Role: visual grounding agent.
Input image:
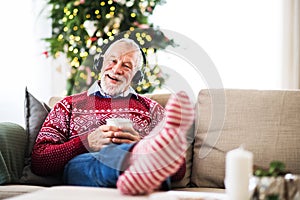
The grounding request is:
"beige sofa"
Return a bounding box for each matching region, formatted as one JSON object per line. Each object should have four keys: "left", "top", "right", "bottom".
{"left": 0, "top": 89, "right": 300, "bottom": 199}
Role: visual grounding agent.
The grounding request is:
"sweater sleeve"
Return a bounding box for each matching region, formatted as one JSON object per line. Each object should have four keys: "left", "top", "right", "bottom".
{"left": 31, "top": 98, "right": 88, "bottom": 176}
{"left": 148, "top": 102, "right": 165, "bottom": 133}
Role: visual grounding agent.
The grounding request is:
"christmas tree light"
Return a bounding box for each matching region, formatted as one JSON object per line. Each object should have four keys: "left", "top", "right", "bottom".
{"left": 43, "top": 0, "right": 174, "bottom": 95}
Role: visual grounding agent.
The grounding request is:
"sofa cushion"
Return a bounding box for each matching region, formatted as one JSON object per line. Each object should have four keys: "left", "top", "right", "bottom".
{"left": 0, "top": 185, "right": 45, "bottom": 199}
{"left": 144, "top": 93, "right": 171, "bottom": 108}
{"left": 171, "top": 132, "right": 194, "bottom": 188}
{"left": 20, "top": 88, "right": 63, "bottom": 186}
{"left": 0, "top": 122, "right": 27, "bottom": 184}
{"left": 0, "top": 186, "right": 225, "bottom": 200}
{"left": 191, "top": 89, "right": 300, "bottom": 188}
{"left": 24, "top": 87, "right": 51, "bottom": 162}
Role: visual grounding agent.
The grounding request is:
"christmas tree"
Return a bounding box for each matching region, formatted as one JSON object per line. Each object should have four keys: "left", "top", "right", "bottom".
{"left": 43, "top": 0, "right": 174, "bottom": 95}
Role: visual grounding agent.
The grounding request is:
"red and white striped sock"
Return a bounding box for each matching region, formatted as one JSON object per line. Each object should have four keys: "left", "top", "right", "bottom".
{"left": 117, "top": 91, "right": 194, "bottom": 195}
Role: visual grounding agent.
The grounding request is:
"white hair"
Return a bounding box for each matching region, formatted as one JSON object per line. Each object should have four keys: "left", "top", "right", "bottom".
{"left": 104, "top": 38, "right": 144, "bottom": 71}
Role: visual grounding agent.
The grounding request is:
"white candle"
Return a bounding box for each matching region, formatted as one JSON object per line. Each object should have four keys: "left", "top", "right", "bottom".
{"left": 225, "top": 145, "right": 253, "bottom": 200}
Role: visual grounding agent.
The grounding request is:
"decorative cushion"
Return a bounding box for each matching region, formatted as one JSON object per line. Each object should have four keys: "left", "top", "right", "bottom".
{"left": 19, "top": 88, "right": 63, "bottom": 186}
{"left": 0, "top": 122, "right": 27, "bottom": 184}
{"left": 191, "top": 89, "right": 300, "bottom": 188}
{"left": 24, "top": 87, "right": 51, "bottom": 162}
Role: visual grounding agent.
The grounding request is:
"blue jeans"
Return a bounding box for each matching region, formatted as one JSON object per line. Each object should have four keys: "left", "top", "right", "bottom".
{"left": 63, "top": 143, "right": 134, "bottom": 187}
{"left": 63, "top": 143, "right": 171, "bottom": 190}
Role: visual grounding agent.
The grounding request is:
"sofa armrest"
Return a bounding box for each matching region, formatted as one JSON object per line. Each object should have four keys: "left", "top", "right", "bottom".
{"left": 0, "top": 122, "right": 27, "bottom": 184}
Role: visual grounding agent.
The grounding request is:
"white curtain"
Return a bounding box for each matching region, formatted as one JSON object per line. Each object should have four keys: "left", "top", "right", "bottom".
{"left": 282, "top": 0, "right": 300, "bottom": 89}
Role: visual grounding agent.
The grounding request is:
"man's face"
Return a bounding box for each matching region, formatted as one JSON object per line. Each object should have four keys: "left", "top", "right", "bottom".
{"left": 100, "top": 43, "right": 139, "bottom": 96}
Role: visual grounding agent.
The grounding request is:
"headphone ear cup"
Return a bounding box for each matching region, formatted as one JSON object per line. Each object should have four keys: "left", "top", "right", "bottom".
{"left": 93, "top": 54, "right": 103, "bottom": 73}
{"left": 132, "top": 49, "right": 146, "bottom": 85}
{"left": 93, "top": 41, "right": 111, "bottom": 73}
{"left": 132, "top": 70, "right": 143, "bottom": 85}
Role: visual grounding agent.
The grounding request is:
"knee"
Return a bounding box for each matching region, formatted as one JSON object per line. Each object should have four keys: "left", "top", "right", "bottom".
{"left": 63, "top": 153, "right": 97, "bottom": 185}
{"left": 64, "top": 153, "right": 93, "bottom": 174}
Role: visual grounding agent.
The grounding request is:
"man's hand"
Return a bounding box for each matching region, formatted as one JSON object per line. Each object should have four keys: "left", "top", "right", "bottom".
{"left": 87, "top": 125, "right": 140, "bottom": 152}
{"left": 111, "top": 126, "right": 141, "bottom": 144}
{"left": 87, "top": 125, "right": 115, "bottom": 151}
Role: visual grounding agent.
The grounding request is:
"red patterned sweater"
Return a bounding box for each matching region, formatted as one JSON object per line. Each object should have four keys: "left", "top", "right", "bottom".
{"left": 31, "top": 91, "right": 165, "bottom": 176}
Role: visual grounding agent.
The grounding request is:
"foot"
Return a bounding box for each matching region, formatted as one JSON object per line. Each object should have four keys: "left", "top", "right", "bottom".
{"left": 117, "top": 91, "right": 194, "bottom": 195}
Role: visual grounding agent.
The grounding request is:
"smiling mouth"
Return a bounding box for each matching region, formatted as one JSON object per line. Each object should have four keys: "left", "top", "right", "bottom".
{"left": 106, "top": 74, "right": 120, "bottom": 82}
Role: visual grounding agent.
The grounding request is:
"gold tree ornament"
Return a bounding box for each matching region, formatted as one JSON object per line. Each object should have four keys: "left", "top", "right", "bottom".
{"left": 43, "top": 0, "right": 173, "bottom": 95}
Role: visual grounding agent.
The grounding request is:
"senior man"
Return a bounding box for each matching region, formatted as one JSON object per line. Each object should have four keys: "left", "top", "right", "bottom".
{"left": 31, "top": 38, "right": 194, "bottom": 195}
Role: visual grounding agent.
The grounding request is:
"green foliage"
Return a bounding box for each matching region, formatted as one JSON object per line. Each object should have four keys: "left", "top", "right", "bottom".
{"left": 43, "top": 0, "right": 172, "bottom": 95}
{"left": 254, "top": 161, "right": 286, "bottom": 177}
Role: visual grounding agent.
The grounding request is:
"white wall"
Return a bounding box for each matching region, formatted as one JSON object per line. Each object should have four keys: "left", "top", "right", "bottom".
{"left": 0, "top": 0, "right": 284, "bottom": 125}
{"left": 151, "top": 0, "right": 283, "bottom": 94}
{"left": 0, "top": 0, "right": 53, "bottom": 126}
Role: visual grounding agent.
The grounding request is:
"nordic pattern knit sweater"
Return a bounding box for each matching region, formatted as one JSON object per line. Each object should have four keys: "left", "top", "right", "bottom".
{"left": 31, "top": 91, "right": 165, "bottom": 176}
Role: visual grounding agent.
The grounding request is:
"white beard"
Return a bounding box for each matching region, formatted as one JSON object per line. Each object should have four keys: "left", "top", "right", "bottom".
{"left": 100, "top": 73, "right": 129, "bottom": 96}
